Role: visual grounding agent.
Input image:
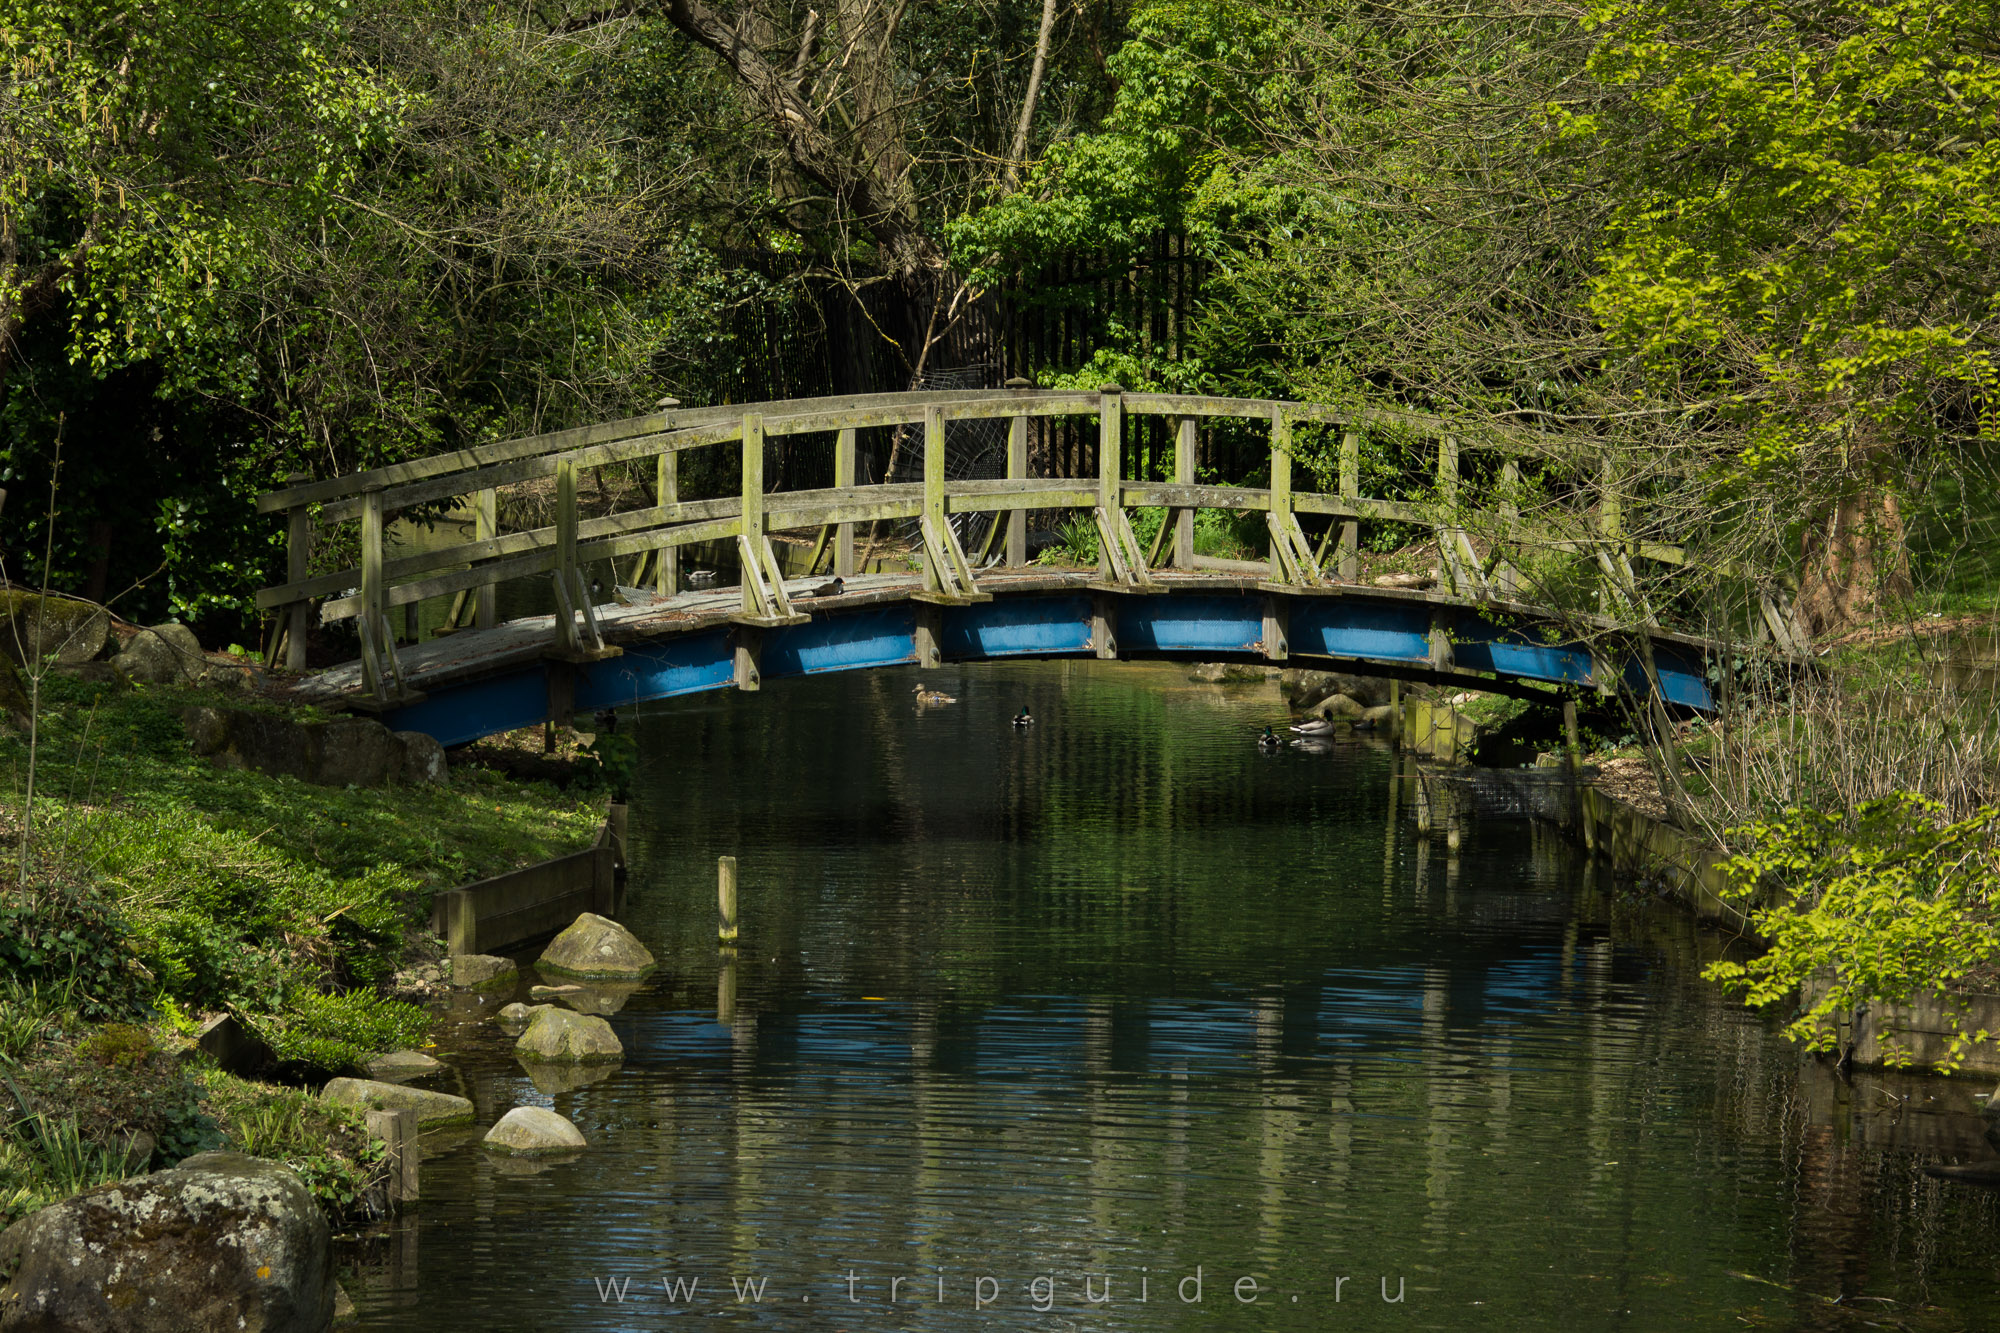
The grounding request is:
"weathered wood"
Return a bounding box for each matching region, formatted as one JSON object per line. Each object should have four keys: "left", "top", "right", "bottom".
{"left": 1117, "top": 481, "right": 1270, "bottom": 512}
{"left": 1496, "top": 458, "right": 1520, "bottom": 597}
{"left": 1338, "top": 432, "right": 1360, "bottom": 581}
{"left": 718, "top": 854, "right": 739, "bottom": 944}
{"left": 740, "top": 413, "right": 764, "bottom": 618}
{"left": 255, "top": 411, "right": 675, "bottom": 514}
{"left": 1262, "top": 594, "right": 1288, "bottom": 661}
{"left": 732, "top": 624, "right": 761, "bottom": 691}
{"left": 1006, "top": 414, "right": 1028, "bottom": 567}
{"left": 364, "top": 1109, "right": 419, "bottom": 1208}
{"left": 1098, "top": 388, "right": 1123, "bottom": 584}
{"left": 359, "top": 492, "right": 385, "bottom": 681}
{"left": 1174, "top": 417, "right": 1197, "bottom": 569}
{"left": 656, "top": 450, "right": 679, "bottom": 596}
{"left": 474, "top": 489, "right": 498, "bottom": 628}
{"left": 284, "top": 471, "right": 312, "bottom": 670}
{"left": 834, "top": 425, "right": 856, "bottom": 577}
{"left": 923, "top": 406, "right": 948, "bottom": 595}
{"left": 1268, "top": 408, "right": 1292, "bottom": 584}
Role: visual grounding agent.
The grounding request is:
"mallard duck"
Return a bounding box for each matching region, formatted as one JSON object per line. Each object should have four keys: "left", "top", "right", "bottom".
{"left": 1289, "top": 717, "right": 1338, "bottom": 736}
{"left": 1257, "top": 725, "right": 1283, "bottom": 751}
{"left": 1012, "top": 706, "right": 1034, "bottom": 727}
{"left": 914, "top": 683, "right": 958, "bottom": 705}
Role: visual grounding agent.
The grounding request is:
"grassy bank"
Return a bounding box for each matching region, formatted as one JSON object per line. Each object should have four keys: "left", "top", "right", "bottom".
{"left": 0, "top": 664, "right": 603, "bottom": 1226}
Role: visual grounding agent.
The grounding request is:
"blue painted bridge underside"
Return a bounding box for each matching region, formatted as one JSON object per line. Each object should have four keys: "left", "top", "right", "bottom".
{"left": 383, "top": 591, "right": 1715, "bottom": 748}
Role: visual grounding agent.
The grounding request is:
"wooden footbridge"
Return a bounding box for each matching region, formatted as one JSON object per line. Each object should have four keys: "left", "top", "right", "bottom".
{"left": 255, "top": 387, "right": 1738, "bottom": 748}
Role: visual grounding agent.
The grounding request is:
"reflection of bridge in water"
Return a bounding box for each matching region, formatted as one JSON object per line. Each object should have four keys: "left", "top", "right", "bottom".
{"left": 257, "top": 389, "right": 1734, "bottom": 745}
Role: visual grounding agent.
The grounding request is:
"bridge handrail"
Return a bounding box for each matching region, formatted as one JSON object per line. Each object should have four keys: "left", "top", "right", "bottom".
{"left": 253, "top": 387, "right": 1746, "bottom": 693}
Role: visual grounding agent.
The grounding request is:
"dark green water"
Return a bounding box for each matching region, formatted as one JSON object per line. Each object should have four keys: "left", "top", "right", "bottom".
{"left": 343, "top": 662, "right": 2000, "bottom": 1331}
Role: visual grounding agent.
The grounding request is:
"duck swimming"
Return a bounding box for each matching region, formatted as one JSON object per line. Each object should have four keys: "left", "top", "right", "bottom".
{"left": 1289, "top": 717, "right": 1338, "bottom": 736}
{"left": 914, "top": 683, "right": 958, "bottom": 705}
{"left": 1013, "top": 706, "right": 1034, "bottom": 727}
{"left": 1257, "top": 725, "right": 1283, "bottom": 750}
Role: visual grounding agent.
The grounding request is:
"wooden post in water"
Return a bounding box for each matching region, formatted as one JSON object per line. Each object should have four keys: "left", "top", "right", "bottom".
{"left": 1174, "top": 416, "right": 1197, "bottom": 569}
{"left": 475, "top": 488, "right": 498, "bottom": 629}
{"left": 717, "top": 949, "right": 737, "bottom": 1024}
{"left": 1390, "top": 679, "right": 1402, "bottom": 744}
{"left": 717, "top": 855, "right": 739, "bottom": 944}
{"left": 284, "top": 471, "right": 312, "bottom": 670}
{"left": 835, "top": 425, "right": 857, "bottom": 577}
{"left": 1338, "top": 432, "right": 1360, "bottom": 581}
{"left": 1563, "top": 697, "right": 1582, "bottom": 776}
{"left": 365, "top": 1108, "right": 419, "bottom": 1207}
{"left": 1006, "top": 414, "right": 1028, "bottom": 568}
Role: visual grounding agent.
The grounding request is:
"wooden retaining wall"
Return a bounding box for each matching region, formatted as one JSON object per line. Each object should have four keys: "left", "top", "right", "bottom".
{"left": 430, "top": 804, "right": 627, "bottom": 955}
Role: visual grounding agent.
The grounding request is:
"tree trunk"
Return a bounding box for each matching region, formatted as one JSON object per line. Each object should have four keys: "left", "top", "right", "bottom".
{"left": 1796, "top": 484, "right": 1912, "bottom": 637}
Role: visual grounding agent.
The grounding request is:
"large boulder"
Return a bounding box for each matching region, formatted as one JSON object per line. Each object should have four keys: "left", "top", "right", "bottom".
{"left": 183, "top": 707, "right": 446, "bottom": 788}
{"left": 109, "top": 623, "right": 207, "bottom": 685}
{"left": 536, "top": 913, "right": 655, "bottom": 979}
{"left": 0, "top": 1152, "right": 333, "bottom": 1333}
{"left": 482, "top": 1107, "right": 587, "bottom": 1156}
{"left": 0, "top": 593, "right": 109, "bottom": 668}
{"left": 320, "top": 1077, "right": 473, "bottom": 1127}
{"left": 518, "top": 1060, "right": 618, "bottom": 1097}
{"left": 513, "top": 1008, "right": 622, "bottom": 1064}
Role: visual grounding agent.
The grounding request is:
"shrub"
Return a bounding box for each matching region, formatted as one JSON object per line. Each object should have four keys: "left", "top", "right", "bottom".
{"left": 253, "top": 989, "right": 428, "bottom": 1076}
{"left": 0, "top": 882, "right": 138, "bottom": 1020}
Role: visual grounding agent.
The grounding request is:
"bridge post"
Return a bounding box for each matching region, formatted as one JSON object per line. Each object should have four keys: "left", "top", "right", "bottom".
{"left": 359, "top": 489, "right": 384, "bottom": 696}
{"left": 555, "top": 458, "right": 579, "bottom": 653}
{"left": 475, "top": 488, "right": 497, "bottom": 629}
{"left": 835, "top": 425, "right": 856, "bottom": 577}
{"left": 655, "top": 449, "right": 680, "bottom": 596}
{"left": 1174, "top": 416, "right": 1196, "bottom": 569}
{"left": 1091, "top": 591, "right": 1118, "bottom": 660}
{"left": 741, "top": 413, "right": 764, "bottom": 615}
{"left": 923, "top": 406, "right": 946, "bottom": 593}
{"left": 1496, "top": 459, "right": 1519, "bottom": 598}
{"left": 1338, "top": 432, "right": 1360, "bottom": 581}
{"left": 1268, "top": 409, "right": 1291, "bottom": 584}
{"left": 1597, "top": 452, "right": 1622, "bottom": 615}
{"left": 1097, "top": 387, "right": 1123, "bottom": 584}
{"left": 283, "top": 471, "right": 311, "bottom": 670}
{"left": 1261, "top": 595, "right": 1288, "bottom": 662}
{"left": 1006, "top": 414, "right": 1028, "bottom": 568}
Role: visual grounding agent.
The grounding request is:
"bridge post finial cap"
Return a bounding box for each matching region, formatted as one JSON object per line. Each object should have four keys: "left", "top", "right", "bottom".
{"left": 1004, "top": 377, "right": 1035, "bottom": 389}
{"left": 655, "top": 396, "right": 681, "bottom": 409}
{"left": 1099, "top": 383, "right": 1124, "bottom": 394}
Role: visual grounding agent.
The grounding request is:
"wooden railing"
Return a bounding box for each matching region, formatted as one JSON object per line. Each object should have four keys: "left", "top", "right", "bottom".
{"left": 255, "top": 387, "right": 1734, "bottom": 701}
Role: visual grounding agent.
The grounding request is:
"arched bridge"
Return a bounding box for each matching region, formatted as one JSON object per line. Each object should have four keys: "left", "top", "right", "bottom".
{"left": 254, "top": 388, "right": 1742, "bottom": 748}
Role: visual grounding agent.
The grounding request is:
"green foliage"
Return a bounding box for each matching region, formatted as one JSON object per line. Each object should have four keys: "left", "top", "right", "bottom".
{"left": 252, "top": 989, "right": 428, "bottom": 1078}
{"left": 1704, "top": 795, "right": 2000, "bottom": 1071}
{"left": 201, "top": 1074, "right": 383, "bottom": 1218}
{"left": 0, "top": 882, "right": 138, "bottom": 1020}
{"left": 77, "top": 1024, "right": 153, "bottom": 1070}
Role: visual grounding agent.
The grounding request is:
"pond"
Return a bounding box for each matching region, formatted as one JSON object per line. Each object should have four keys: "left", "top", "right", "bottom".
{"left": 342, "top": 661, "right": 2000, "bottom": 1331}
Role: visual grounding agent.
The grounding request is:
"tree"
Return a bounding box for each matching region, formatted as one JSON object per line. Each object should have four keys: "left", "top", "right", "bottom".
{"left": 1580, "top": 0, "right": 2000, "bottom": 632}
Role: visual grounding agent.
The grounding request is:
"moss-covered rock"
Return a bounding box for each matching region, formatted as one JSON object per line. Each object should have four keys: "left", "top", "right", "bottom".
{"left": 536, "top": 912, "right": 654, "bottom": 979}
{"left": 319, "top": 1077, "right": 473, "bottom": 1127}
{"left": 512, "top": 1008, "right": 621, "bottom": 1064}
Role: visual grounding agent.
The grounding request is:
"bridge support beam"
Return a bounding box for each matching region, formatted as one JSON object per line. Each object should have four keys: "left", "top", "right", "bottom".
{"left": 913, "top": 604, "right": 943, "bottom": 669}
{"left": 732, "top": 624, "right": 762, "bottom": 691}
{"left": 1262, "top": 595, "right": 1288, "bottom": 662}
{"left": 1091, "top": 592, "right": 1118, "bottom": 660}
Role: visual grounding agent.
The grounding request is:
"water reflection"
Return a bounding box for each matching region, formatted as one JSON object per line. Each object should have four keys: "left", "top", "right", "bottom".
{"left": 342, "top": 662, "right": 2000, "bottom": 1331}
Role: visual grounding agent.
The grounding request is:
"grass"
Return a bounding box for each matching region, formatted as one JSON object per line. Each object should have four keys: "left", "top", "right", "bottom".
{"left": 0, "top": 666, "right": 602, "bottom": 1222}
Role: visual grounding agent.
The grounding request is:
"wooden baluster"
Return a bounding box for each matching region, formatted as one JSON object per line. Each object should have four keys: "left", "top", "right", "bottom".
{"left": 835, "top": 425, "right": 856, "bottom": 578}
{"left": 1175, "top": 416, "right": 1197, "bottom": 569}
{"left": 555, "top": 458, "right": 579, "bottom": 651}
{"left": 1436, "top": 434, "right": 1460, "bottom": 593}
{"left": 475, "top": 488, "right": 497, "bottom": 629}
{"left": 284, "top": 471, "right": 311, "bottom": 670}
{"left": 923, "top": 405, "right": 947, "bottom": 594}
{"left": 1006, "top": 414, "right": 1028, "bottom": 568}
{"left": 1098, "top": 385, "right": 1123, "bottom": 583}
{"left": 1269, "top": 407, "right": 1292, "bottom": 583}
{"left": 1339, "top": 431, "right": 1360, "bottom": 582}
{"left": 1497, "top": 458, "right": 1519, "bottom": 597}
{"left": 359, "top": 490, "right": 385, "bottom": 695}
{"left": 741, "top": 413, "right": 764, "bottom": 615}
{"left": 656, "top": 449, "right": 679, "bottom": 596}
